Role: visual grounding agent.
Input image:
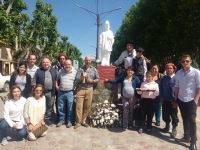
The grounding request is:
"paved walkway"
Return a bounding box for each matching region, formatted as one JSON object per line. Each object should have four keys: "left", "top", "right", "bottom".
{"left": 0, "top": 91, "right": 200, "bottom": 150}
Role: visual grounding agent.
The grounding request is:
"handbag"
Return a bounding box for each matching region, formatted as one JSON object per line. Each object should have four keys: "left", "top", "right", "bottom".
{"left": 32, "top": 123, "right": 48, "bottom": 138}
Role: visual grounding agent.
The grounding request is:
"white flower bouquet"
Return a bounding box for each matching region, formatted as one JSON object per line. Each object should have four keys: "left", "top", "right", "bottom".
{"left": 90, "top": 100, "right": 121, "bottom": 128}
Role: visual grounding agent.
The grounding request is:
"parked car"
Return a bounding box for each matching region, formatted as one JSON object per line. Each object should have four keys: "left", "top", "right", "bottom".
{"left": 0, "top": 72, "right": 10, "bottom": 92}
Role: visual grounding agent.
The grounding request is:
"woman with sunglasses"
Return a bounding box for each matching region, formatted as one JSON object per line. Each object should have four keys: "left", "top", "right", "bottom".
{"left": 0, "top": 85, "right": 27, "bottom": 145}
{"left": 24, "top": 84, "right": 47, "bottom": 141}
{"left": 9, "top": 61, "right": 32, "bottom": 98}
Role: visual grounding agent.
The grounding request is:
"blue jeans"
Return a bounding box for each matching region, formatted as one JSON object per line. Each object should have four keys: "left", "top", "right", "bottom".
{"left": 0, "top": 119, "right": 27, "bottom": 138}
{"left": 45, "top": 91, "right": 55, "bottom": 120}
{"left": 58, "top": 91, "right": 75, "bottom": 124}
{"left": 154, "top": 99, "right": 162, "bottom": 122}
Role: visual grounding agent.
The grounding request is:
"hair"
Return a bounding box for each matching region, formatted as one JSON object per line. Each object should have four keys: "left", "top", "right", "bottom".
{"left": 31, "top": 84, "right": 44, "bottom": 98}
{"left": 28, "top": 54, "right": 37, "bottom": 59}
{"left": 17, "top": 61, "right": 27, "bottom": 74}
{"left": 181, "top": 54, "right": 191, "bottom": 60}
{"left": 8, "top": 85, "right": 22, "bottom": 99}
{"left": 146, "top": 71, "right": 153, "bottom": 76}
{"left": 127, "top": 66, "right": 135, "bottom": 71}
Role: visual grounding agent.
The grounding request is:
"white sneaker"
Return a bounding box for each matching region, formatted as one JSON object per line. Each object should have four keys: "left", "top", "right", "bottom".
{"left": 1, "top": 137, "right": 8, "bottom": 145}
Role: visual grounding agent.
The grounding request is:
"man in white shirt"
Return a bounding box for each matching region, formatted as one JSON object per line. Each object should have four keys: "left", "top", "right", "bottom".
{"left": 26, "top": 54, "right": 39, "bottom": 86}
{"left": 113, "top": 40, "right": 136, "bottom": 69}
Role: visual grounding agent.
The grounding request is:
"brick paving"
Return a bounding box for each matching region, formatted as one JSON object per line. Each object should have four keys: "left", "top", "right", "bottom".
{"left": 0, "top": 117, "right": 199, "bottom": 150}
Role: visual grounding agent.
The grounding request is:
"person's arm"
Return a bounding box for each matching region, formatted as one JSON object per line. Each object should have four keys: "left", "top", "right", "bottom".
{"left": 114, "top": 51, "right": 125, "bottom": 66}
{"left": 56, "top": 72, "right": 60, "bottom": 92}
{"left": 75, "top": 68, "right": 84, "bottom": 83}
{"left": 40, "top": 115, "right": 45, "bottom": 125}
{"left": 9, "top": 74, "right": 16, "bottom": 90}
{"left": 135, "top": 76, "right": 141, "bottom": 99}
{"left": 25, "top": 74, "right": 32, "bottom": 98}
{"left": 106, "top": 74, "right": 124, "bottom": 84}
{"left": 24, "top": 99, "right": 34, "bottom": 131}
{"left": 159, "top": 77, "right": 164, "bottom": 103}
{"left": 93, "top": 68, "right": 100, "bottom": 83}
{"left": 143, "top": 59, "right": 147, "bottom": 80}
{"left": 137, "top": 82, "right": 145, "bottom": 95}
{"left": 3, "top": 100, "right": 16, "bottom": 128}
{"left": 174, "top": 73, "right": 179, "bottom": 101}
{"left": 153, "top": 84, "right": 159, "bottom": 97}
{"left": 194, "top": 70, "right": 200, "bottom": 104}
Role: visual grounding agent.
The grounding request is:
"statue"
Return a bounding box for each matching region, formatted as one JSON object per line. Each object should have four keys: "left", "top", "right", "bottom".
{"left": 99, "top": 20, "right": 114, "bottom": 66}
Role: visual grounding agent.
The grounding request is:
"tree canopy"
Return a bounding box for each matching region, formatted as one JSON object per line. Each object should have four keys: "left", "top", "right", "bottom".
{"left": 0, "top": 0, "right": 83, "bottom": 66}
{"left": 111, "top": 0, "right": 200, "bottom": 68}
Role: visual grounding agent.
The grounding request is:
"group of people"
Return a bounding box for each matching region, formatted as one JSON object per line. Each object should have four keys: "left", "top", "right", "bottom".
{"left": 0, "top": 40, "right": 199, "bottom": 150}
{"left": 107, "top": 40, "right": 199, "bottom": 150}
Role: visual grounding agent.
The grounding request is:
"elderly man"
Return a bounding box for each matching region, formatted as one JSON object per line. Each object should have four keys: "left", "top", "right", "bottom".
{"left": 174, "top": 54, "right": 200, "bottom": 150}
{"left": 26, "top": 54, "right": 39, "bottom": 86}
{"left": 34, "top": 58, "right": 57, "bottom": 126}
{"left": 74, "top": 56, "right": 100, "bottom": 129}
{"left": 113, "top": 40, "right": 136, "bottom": 69}
{"left": 99, "top": 20, "right": 114, "bottom": 66}
{"left": 55, "top": 60, "right": 77, "bottom": 128}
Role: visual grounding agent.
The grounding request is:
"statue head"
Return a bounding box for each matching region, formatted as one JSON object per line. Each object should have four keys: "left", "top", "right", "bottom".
{"left": 104, "top": 20, "right": 110, "bottom": 31}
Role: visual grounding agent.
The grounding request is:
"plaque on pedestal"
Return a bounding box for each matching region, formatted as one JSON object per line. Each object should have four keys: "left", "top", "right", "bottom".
{"left": 96, "top": 66, "right": 116, "bottom": 81}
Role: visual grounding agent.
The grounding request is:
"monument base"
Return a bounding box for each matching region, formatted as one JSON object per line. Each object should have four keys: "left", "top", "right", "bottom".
{"left": 92, "top": 66, "right": 118, "bottom": 104}
{"left": 96, "top": 66, "right": 116, "bottom": 81}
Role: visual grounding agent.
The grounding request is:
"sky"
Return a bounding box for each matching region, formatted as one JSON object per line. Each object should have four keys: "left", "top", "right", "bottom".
{"left": 23, "top": 0, "right": 138, "bottom": 59}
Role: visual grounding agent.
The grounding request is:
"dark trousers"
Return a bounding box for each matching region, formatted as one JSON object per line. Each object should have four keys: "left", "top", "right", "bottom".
{"left": 55, "top": 90, "right": 59, "bottom": 122}
{"left": 177, "top": 99, "right": 197, "bottom": 143}
{"left": 162, "top": 100, "right": 179, "bottom": 127}
{"left": 139, "top": 98, "right": 155, "bottom": 129}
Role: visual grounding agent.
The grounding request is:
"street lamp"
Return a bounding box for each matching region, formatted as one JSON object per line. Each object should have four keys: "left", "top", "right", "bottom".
{"left": 76, "top": 3, "right": 121, "bottom": 63}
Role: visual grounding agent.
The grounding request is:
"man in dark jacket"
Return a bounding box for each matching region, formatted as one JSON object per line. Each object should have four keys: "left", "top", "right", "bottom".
{"left": 34, "top": 58, "right": 57, "bottom": 126}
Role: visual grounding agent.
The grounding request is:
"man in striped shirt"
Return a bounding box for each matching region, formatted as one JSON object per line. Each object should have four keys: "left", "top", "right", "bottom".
{"left": 55, "top": 60, "right": 77, "bottom": 128}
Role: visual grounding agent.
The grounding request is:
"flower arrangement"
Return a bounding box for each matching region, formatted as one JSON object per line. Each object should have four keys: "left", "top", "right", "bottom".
{"left": 90, "top": 100, "right": 121, "bottom": 128}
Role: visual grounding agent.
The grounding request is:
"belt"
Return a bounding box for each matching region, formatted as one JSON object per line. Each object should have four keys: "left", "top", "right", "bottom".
{"left": 60, "top": 90, "right": 73, "bottom": 93}
{"left": 79, "top": 85, "right": 93, "bottom": 88}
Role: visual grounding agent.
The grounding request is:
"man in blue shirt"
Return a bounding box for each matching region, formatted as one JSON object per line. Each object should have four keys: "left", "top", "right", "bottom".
{"left": 160, "top": 63, "right": 179, "bottom": 138}
{"left": 174, "top": 54, "right": 200, "bottom": 150}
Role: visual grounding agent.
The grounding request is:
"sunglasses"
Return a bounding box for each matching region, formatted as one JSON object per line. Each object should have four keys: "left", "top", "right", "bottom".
{"left": 181, "top": 60, "right": 190, "bottom": 63}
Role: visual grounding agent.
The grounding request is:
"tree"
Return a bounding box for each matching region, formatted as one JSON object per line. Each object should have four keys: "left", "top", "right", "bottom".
{"left": 111, "top": 0, "right": 200, "bottom": 68}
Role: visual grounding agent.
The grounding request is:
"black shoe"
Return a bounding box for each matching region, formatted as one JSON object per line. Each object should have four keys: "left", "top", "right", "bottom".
{"left": 175, "top": 137, "right": 190, "bottom": 143}
{"left": 190, "top": 143, "right": 197, "bottom": 150}
{"left": 170, "top": 129, "right": 177, "bottom": 138}
{"left": 160, "top": 127, "right": 169, "bottom": 133}
{"left": 46, "top": 120, "right": 53, "bottom": 126}
{"left": 155, "top": 121, "right": 160, "bottom": 126}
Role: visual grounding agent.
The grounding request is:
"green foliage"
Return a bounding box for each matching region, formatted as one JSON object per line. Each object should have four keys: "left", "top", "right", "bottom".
{"left": 0, "top": 0, "right": 83, "bottom": 66}
{"left": 111, "top": 0, "right": 200, "bottom": 68}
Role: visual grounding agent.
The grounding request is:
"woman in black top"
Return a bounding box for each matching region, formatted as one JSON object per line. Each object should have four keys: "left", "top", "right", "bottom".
{"left": 9, "top": 62, "right": 32, "bottom": 98}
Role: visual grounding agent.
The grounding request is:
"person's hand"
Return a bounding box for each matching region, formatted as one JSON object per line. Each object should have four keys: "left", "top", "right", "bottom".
{"left": 194, "top": 99, "right": 198, "bottom": 105}
{"left": 136, "top": 98, "right": 140, "bottom": 102}
{"left": 56, "top": 86, "right": 60, "bottom": 92}
{"left": 104, "top": 79, "right": 108, "bottom": 82}
{"left": 41, "top": 121, "right": 45, "bottom": 125}
{"left": 171, "top": 102, "right": 178, "bottom": 108}
{"left": 86, "top": 78, "right": 93, "bottom": 83}
{"left": 160, "top": 98, "right": 164, "bottom": 104}
{"left": 82, "top": 72, "right": 88, "bottom": 78}
{"left": 28, "top": 124, "right": 34, "bottom": 131}
{"left": 13, "top": 123, "right": 18, "bottom": 129}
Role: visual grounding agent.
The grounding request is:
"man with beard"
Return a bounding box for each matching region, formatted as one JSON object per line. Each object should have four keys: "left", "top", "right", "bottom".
{"left": 34, "top": 58, "right": 57, "bottom": 126}
{"left": 55, "top": 60, "right": 77, "bottom": 128}
{"left": 74, "top": 56, "right": 100, "bottom": 129}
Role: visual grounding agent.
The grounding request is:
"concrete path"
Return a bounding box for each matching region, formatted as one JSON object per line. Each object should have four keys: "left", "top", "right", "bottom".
{"left": 0, "top": 91, "right": 199, "bottom": 150}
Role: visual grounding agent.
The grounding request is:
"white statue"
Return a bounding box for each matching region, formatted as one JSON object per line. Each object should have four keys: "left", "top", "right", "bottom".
{"left": 99, "top": 20, "right": 114, "bottom": 66}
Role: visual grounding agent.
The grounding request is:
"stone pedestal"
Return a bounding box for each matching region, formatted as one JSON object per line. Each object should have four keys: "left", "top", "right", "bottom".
{"left": 92, "top": 66, "right": 118, "bottom": 104}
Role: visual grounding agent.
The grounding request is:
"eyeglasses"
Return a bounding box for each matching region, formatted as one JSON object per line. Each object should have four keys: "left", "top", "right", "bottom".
{"left": 35, "top": 90, "right": 42, "bottom": 92}
{"left": 181, "top": 60, "right": 190, "bottom": 63}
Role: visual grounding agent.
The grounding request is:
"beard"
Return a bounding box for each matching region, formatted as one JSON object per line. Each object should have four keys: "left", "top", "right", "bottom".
{"left": 65, "top": 67, "right": 71, "bottom": 71}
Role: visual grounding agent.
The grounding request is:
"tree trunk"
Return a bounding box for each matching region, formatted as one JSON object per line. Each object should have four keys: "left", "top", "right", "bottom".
{"left": 6, "top": 0, "right": 15, "bottom": 15}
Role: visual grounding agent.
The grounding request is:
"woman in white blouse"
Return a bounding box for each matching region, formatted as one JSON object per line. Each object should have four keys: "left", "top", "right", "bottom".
{"left": 0, "top": 85, "right": 27, "bottom": 145}
{"left": 24, "top": 84, "right": 47, "bottom": 141}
